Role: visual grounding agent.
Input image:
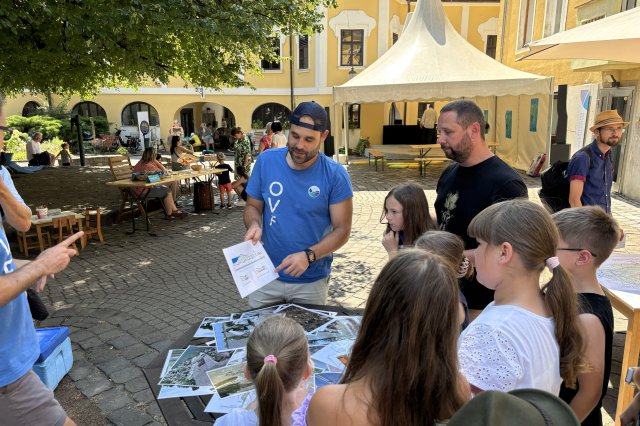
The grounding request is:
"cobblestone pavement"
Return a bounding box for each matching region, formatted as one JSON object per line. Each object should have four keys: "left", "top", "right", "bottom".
{"left": 32, "top": 160, "right": 640, "bottom": 425}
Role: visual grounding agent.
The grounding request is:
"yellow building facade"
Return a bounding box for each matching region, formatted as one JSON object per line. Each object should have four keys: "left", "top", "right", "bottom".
{"left": 498, "top": 0, "right": 640, "bottom": 200}
{"left": 5, "top": 0, "right": 500, "bottom": 153}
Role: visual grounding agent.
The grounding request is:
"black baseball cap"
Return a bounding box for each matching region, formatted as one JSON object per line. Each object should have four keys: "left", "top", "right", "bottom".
{"left": 290, "top": 101, "right": 327, "bottom": 133}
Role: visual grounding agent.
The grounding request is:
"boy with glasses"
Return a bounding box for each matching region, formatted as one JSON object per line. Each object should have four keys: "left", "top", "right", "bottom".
{"left": 553, "top": 206, "right": 621, "bottom": 425}
{"left": 568, "top": 110, "right": 629, "bottom": 213}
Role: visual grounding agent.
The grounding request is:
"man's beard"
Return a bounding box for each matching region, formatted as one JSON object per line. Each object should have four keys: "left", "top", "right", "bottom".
{"left": 598, "top": 134, "right": 620, "bottom": 147}
{"left": 444, "top": 132, "right": 473, "bottom": 163}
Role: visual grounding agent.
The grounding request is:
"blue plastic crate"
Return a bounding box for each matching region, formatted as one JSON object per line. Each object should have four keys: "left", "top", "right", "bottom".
{"left": 32, "top": 337, "right": 73, "bottom": 390}
{"left": 35, "top": 327, "right": 69, "bottom": 363}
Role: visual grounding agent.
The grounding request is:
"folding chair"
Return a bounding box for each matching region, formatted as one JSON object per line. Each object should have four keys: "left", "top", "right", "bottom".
{"left": 52, "top": 215, "right": 84, "bottom": 251}
{"left": 83, "top": 207, "right": 104, "bottom": 243}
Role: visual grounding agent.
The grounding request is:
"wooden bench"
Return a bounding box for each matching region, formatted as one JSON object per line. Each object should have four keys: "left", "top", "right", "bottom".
{"left": 414, "top": 157, "right": 450, "bottom": 176}
{"left": 368, "top": 150, "right": 385, "bottom": 171}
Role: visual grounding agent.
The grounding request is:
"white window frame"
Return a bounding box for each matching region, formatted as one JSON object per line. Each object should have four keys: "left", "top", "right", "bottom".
{"left": 339, "top": 28, "right": 366, "bottom": 68}
{"left": 296, "top": 35, "right": 310, "bottom": 72}
{"left": 516, "top": 0, "right": 537, "bottom": 53}
{"left": 478, "top": 17, "right": 498, "bottom": 55}
{"left": 260, "top": 35, "right": 285, "bottom": 73}
{"left": 542, "top": 0, "right": 568, "bottom": 37}
{"left": 329, "top": 10, "right": 376, "bottom": 71}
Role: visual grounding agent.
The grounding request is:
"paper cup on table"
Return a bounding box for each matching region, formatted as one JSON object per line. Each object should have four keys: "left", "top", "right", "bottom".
{"left": 36, "top": 206, "right": 48, "bottom": 219}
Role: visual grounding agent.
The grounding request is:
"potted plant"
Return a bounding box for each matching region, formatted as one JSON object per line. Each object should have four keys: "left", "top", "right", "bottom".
{"left": 356, "top": 136, "right": 370, "bottom": 156}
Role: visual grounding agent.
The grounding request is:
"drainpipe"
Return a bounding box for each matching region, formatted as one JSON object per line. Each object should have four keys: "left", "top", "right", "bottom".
{"left": 499, "top": 0, "right": 508, "bottom": 63}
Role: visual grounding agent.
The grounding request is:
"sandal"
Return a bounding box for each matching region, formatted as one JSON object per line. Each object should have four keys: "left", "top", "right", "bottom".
{"left": 171, "top": 211, "right": 189, "bottom": 219}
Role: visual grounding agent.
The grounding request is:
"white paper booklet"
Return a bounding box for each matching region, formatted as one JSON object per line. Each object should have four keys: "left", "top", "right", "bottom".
{"left": 223, "top": 240, "right": 279, "bottom": 298}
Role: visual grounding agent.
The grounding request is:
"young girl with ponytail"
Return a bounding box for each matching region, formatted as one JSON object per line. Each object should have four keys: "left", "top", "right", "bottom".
{"left": 415, "top": 230, "right": 473, "bottom": 329}
{"left": 457, "top": 199, "right": 586, "bottom": 394}
{"left": 214, "top": 317, "right": 312, "bottom": 426}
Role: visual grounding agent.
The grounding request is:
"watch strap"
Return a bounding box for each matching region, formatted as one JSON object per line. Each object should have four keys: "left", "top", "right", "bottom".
{"left": 304, "top": 248, "right": 315, "bottom": 265}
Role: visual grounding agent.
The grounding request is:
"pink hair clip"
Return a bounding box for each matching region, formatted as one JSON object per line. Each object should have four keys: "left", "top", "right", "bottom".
{"left": 546, "top": 256, "right": 560, "bottom": 270}
{"left": 263, "top": 354, "right": 278, "bottom": 365}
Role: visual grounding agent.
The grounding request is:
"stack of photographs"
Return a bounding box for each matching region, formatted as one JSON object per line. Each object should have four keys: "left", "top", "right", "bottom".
{"left": 157, "top": 304, "right": 362, "bottom": 413}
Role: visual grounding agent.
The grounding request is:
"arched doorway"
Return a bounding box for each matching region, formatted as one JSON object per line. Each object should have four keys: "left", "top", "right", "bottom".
{"left": 251, "top": 103, "right": 291, "bottom": 129}
{"left": 177, "top": 102, "right": 237, "bottom": 150}
{"left": 71, "top": 101, "right": 107, "bottom": 118}
{"left": 121, "top": 102, "right": 160, "bottom": 143}
{"left": 22, "top": 101, "right": 41, "bottom": 117}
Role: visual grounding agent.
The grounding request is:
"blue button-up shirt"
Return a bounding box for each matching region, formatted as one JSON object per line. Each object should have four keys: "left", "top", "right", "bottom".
{"left": 567, "top": 141, "right": 613, "bottom": 213}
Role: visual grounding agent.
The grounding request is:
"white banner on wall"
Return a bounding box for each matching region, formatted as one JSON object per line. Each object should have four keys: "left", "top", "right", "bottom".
{"left": 575, "top": 88, "right": 591, "bottom": 148}
{"left": 137, "top": 111, "right": 150, "bottom": 143}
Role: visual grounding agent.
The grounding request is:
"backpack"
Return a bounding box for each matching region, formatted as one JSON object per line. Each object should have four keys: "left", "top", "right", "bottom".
{"left": 539, "top": 146, "right": 592, "bottom": 213}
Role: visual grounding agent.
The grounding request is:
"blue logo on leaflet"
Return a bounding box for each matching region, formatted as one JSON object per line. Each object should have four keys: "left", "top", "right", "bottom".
{"left": 308, "top": 186, "right": 320, "bottom": 198}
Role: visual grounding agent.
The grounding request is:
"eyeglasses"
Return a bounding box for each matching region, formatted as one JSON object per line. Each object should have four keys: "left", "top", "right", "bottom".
{"left": 600, "top": 126, "right": 625, "bottom": 134}
{"left": 557, "top": 247, "right": 598, "bottom": 257}
{"left": 0, "top": 125, "right": 12, "bottom": 136}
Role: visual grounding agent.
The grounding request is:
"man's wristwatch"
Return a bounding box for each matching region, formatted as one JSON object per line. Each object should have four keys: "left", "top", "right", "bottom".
{"left": 304, "top": 248, "right": 316, "bottom": 265}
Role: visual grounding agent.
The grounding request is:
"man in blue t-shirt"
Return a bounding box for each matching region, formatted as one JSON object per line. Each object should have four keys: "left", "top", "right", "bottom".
{"left": 244, "top": 102, "right": 353, "bottom": 308}
{"left": 568, "top": 110, "right": 629, "bottom": 214}
{"left": 0, "top": 99, "right": 84, "bottom": 426}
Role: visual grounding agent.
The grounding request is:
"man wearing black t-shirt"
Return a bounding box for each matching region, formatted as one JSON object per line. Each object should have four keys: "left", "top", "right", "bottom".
{"left": 434, "top": 100, "right": 527, "bottom": 319}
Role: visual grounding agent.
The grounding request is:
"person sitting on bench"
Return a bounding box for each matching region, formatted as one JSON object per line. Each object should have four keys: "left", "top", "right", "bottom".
{"left": 26, "top": 133, "right": 55, "bottom": 166}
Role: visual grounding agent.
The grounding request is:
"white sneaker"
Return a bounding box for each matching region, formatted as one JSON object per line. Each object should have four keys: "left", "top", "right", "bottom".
{"left": 236, "top": 200, "right": 246, "bottom": 207}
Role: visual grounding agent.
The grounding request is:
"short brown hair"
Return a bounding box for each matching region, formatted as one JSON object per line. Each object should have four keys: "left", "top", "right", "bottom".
{"left": 231, "top": 127, "right": 243, "bottom": 136}
{"left": 440, "top": 100, "right": 486, "bottom": 140}
{"left": 552, "top": 206, "right": 620, "bottom": 267}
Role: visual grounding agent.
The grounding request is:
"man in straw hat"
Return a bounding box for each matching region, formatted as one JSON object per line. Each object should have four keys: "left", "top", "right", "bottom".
{"left": 568, "top": 110, "right": 629, "bottom": 213}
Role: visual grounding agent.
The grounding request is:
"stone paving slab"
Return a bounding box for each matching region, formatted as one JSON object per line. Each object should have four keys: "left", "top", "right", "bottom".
{"left": 24, "top": 160, "right": 640, "bottom": 425}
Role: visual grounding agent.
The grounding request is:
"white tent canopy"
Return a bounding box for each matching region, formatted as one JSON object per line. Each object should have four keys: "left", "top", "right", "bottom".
{"left": 520, "top": 7, "right": 640, "bottom": 64}
{"left": 333, "top": 0, "right": 552, "bottom": 103}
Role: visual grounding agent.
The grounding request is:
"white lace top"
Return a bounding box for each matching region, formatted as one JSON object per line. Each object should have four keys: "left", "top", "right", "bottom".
{"left": 457, "top": 302, "right": 561, "bottom": 394}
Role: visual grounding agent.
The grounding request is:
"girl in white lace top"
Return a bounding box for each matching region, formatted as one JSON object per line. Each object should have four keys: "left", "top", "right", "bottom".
{"left": 457, "top": 199, "right": 586, "bottom": 395}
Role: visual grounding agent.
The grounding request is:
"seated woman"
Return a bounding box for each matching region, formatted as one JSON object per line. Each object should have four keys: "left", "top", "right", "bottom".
{"left": 133, "top": 148, "right": 187, "bottom": 220}
{"left": 170, "top": 137, "right": 195, "bottom": 171}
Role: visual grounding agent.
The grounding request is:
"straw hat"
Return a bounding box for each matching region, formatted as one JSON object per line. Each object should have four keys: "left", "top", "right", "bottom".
{"left": 590, "top": 110, "right": 629, "bottom": 132}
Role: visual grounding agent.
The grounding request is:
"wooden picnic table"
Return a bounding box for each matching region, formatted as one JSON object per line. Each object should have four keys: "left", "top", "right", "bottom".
{"left": 107, "top": 168, "right": 224, "bottom": 235}
{"left": 409, "top": 143, "right": 500, "bottom": 176}
{"left": 409, "top": 144, "right": 448, "bottom": 176}
{"left": 17, "top": 211, "right": 85, "bottom": 256}
{"left": 142, "top": 304, "right": 358, "bottom": 426}
{"left": 409, "top": 142, "right": 499, "bottom": 156}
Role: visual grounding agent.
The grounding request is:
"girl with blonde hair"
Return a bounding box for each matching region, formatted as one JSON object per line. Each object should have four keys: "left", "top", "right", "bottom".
{"left": 214, "top": 317, "right": 312, "bottom": 426}
{"left": 458, "top": 199, "right": 586, "bottom": 394}
{"left": 415, "top": 230, "right": 473, "bottom": 328}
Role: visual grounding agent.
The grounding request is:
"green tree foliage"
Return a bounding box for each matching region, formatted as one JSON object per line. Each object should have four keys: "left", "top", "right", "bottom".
{"left": 6, "top": 114, "right": 110, "bottom": 141}
{"left": 0, "top": 0, "right": 337, "bottom": 97}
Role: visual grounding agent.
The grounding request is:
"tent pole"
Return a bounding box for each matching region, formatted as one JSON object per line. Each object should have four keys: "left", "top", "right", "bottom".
{"left": 493, "top": 96, "right": 498, "bottom": 149}
{"left": 546, "top": 78, "right": 555, "bottom": 164}
{"left": 343, "top": 104, "right": 350, "bottom": 165}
